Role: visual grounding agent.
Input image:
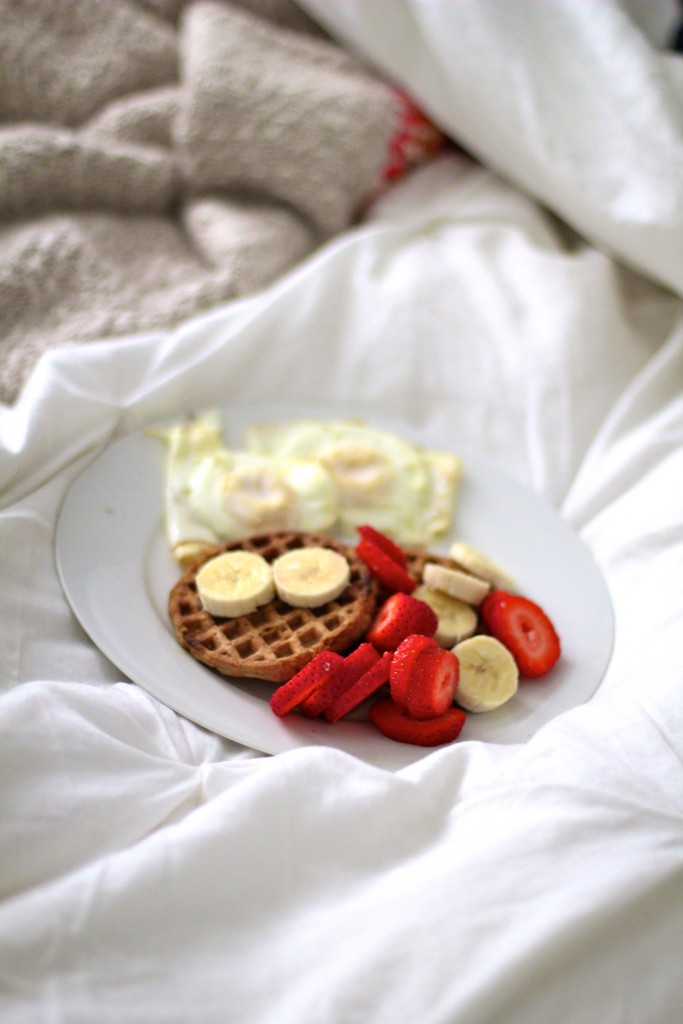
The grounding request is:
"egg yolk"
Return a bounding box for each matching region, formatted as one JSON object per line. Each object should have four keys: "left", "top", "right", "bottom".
{"left": 222, "top": 466, "right": 294, "bottom": 528}
{"left": 319, "top": 443, "right": 394, "bottom": 503}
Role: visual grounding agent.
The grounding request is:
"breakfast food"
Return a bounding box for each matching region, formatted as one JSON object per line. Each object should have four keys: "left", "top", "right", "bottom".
{"left": 388, "top": 633, "right": 437, "bottom": 705}
{"left": 168, "top": 531, "right": 379, "bottom": 683}
{"left": 410, "top": 585, "right": 478, "bottom": 648}
{"left": 154, "top": 412, "right": 463, "bottom": 564}
{"left": 366, "top": 592, "right": 438, "bottom": 652}
{"left": 450, "top": 635, "right": 519, "bottom": 712}
{"left": 356, "top": 530, "right": 417, "bottom": 593}
{"left": 400, "top": 545, "right": 472, "bottom": 597}
{"left": 448, "top": 541, "right": 517, "bottom": 591}
{"left": 162, "top": 416, "right": 564, "bottom": 747}
{"left": 297, "top": 643, "right": 380, "bottom": 720}
{"left": 154, "top": 411, "right": 339, "bottom": 566}
{"left": 196, "top": 551, "right": 275, "bottom": 617}
{"left": 261, "top": 526, "right": 562, "bottom": 744}
{"left": 357, "top": 524, "right": 408, "bottom": 567}
{"left": 389, "top": 636, "right": 460, "bottom": 719}
{"left": 324, "top": 651, "right": 393, "bottom": 724}
{"left": 272, "top": 546, "right": 350, "bottom": 608}
{"left": 246, "top": 418, "right": 462, "bottom": 545}
{"left": 479, "top": 591, "right": 561, "bottom": 678}
{"left": 370, "top": 698, "right": 467, "bottom": 747}
{"left": 269, "top": 651, "right": 345, "bottom": 717}
{"left": 422, "top": 562, "right": 490, "bottom": 606}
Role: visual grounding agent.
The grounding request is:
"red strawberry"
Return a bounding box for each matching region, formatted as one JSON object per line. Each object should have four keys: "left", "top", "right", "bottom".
{"left": 356, "top": 525, "right": 408, "bottom": 569}
{"left": 401, "top": 644, "right": 459, "bottom": 720}
{"left": 356, "top": 536, "right": 416, "bottom": 594}
{"left": 389, "top": 634, "right": 440, "bottom": 709}
{"left": 370, "top": 698, "right": 466, "bottom": 747}
{"left": 480, "top": 590, "right": 561, "bottom": 678}
{"left": 325, "top": 652, "right": 393, "bottom": 723}
{"left": 269, "top": 651, "right": 344, "bottom": 717}
{"left": 367, "top": 592, "right": 438, "bottom": 652}
{"left": 298, "top": 643, "right": 380, "bottom": 718}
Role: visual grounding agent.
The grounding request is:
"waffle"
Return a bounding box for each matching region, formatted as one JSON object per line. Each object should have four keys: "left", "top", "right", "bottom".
{"left": 403, "top": 545, "right": 462, "bottom": 587}
{"left": 168, "top": 531, "right": 381, "bottom": 684}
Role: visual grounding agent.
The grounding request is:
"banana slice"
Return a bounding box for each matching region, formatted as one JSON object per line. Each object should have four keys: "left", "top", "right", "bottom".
{"left": 273, "top": 547, "right": 350, "bottom": 608}
{"left": 423, "top": 562, "right": 490, "bottom": 606}
{"left": 451, "top": 635, "right": 519, "bottom": 712}
{"left": 412, "top": 584, "right": 478, "bottom": 648}
{"left": 174, "top": 540, "right": 217, "bottom": 569}
{"left": 449, "top": 540, "right": 516, "bottom": 591}
{"left": 196, "top": 550, "right": 275, "bottom": 617}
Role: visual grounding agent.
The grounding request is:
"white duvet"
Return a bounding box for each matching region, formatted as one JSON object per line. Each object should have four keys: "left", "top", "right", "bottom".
{"left": 1, "top": 3, "right": 682, "bottom": 1022}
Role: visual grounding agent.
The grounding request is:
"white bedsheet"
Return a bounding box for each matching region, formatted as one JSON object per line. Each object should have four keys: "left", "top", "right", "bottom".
{"left": 2, "top": 3, "right": 683, "bottom": 1022}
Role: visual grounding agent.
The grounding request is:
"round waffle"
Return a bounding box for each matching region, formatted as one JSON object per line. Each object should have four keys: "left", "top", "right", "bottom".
{"left": 168, "top": 531, "right": 381, "bottom": 684}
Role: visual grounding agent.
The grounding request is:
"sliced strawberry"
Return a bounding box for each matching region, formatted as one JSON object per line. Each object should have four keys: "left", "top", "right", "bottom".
{"left": 402, "top": 645, "right": 459, "bottom": 720}
{"left": 298, "top": 643, "right": 380, "bottom": 718}
{"left": 479, "top": 589, "right": 507, "bottom": 625}
{"left": 356, "top": 537, "right": 416, "bottom": 594}
{"left": 269, "top": 650, "right": 344, "bottom": 717}
{"left": 325, "top": 651, "right": 393, "bottom": 724}
{"left": 480, "top": 590, "right": 561, "bottom": 678}
{"left": 356, "top": 525, "right": 408, "bottom": 569}
{"left": 370, "top": 698, "right": 467, "bottom": 747}
{"left": 389, "top": 634, "right": 439, "bottom": 709}
{"left": 367, "top": 592, "right": 438, "bottom": 652}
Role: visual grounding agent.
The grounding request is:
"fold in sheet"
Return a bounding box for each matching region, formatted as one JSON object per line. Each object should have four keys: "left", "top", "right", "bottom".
{"left": 1, "top": 2, "right": 683, "bottom": 1022}
{"left": 2, "top": 149, "right": 683, "bottom": 1020}
{"left": 300, "top": 0, "right": 683, "bottom": 297}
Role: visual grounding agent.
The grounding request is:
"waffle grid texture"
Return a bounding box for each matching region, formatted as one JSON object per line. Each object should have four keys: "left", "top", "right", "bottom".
{"left": 169, "top": 530, "right": 381, "bottom": 683}
{"left": 169, "top": 531, "right": 464, "bottom": 685}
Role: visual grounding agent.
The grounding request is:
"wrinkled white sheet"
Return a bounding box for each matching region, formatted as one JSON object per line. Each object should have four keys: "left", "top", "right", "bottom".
{"left": 2, "top": 3, "right": 683, "bottom": 1022}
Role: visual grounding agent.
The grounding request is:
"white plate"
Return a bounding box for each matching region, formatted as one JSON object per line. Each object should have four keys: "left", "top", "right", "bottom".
{"left": 55, "top": 404, "right": 614, "bottom": 770}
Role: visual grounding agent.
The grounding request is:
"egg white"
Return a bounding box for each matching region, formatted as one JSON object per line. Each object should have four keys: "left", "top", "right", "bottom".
{"left": 157, "top": 412, "right": 339, "bottom": 560}
{"left": 245, "top": 419, "right": 462, "bottom": 545}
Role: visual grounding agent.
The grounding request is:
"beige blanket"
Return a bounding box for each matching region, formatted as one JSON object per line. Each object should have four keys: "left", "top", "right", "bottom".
{"left": 0, "top": 0, "right": 401, "bottom": 403}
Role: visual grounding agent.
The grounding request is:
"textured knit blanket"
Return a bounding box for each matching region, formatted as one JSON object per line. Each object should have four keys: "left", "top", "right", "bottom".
{"left": 0, "top": 0, "right": 416, "bottom": 404}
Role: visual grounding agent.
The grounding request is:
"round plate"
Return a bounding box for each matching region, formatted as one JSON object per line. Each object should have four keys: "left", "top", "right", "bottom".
{"left": 54, "top": 404, "right": 614, "bottom": 769}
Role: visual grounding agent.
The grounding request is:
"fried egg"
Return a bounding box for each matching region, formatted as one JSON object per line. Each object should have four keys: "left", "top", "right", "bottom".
{"left": 156, "top": 411, "right": 339, "bottom": 564}
{"left": 245, "top": 418, "right": 462, "bottom": 545}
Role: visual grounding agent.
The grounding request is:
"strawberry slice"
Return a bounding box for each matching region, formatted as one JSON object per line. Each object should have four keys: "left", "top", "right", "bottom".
{"left": 480, "top": 590, "right": 561, "bottom": 678}
{"left": 325, "top": 651, "right": 393, "bottom": 723}
{"left": 356, "top": 537, "right": 416, "bottom": 594}
{"left": 402, "top": 644, "right": 459, "bottom": 720}
{"left": 269, "top": 650, "right": 344, "bottom": 717}
{"left": 370, "top": 698, "right": 467, "bottom": 747}
{"left": 480, "top": 589, "right": 512, "bottom": 621}
{"left": 356, "top": 525, "right": 408, "bottom": 569}
{"left": 298, "top": 643, "right": 380, "bottom": 718}
{"left": 367, "top": 592, "right": 438, "bottom": 652}
{"left": 389, "top": 634, "right": 439, "bottom": 709}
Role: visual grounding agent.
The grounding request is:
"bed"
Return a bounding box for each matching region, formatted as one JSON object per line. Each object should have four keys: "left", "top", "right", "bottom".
{"left": 2, "top": 2, "right": 683, "bottom": 1021}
